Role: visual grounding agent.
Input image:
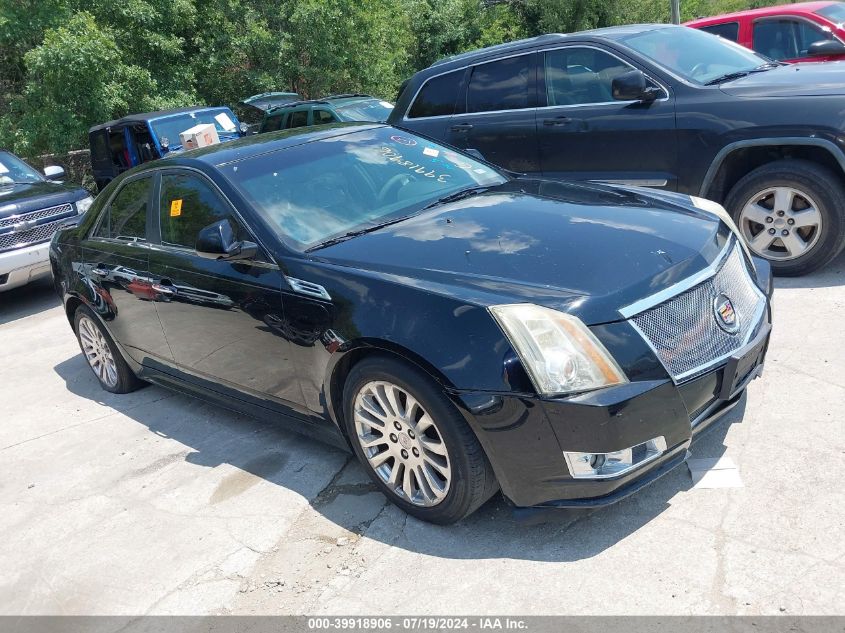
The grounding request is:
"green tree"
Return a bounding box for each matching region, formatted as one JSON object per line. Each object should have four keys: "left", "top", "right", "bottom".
{"left": 2, "top": 12, "right": 165, "bottom": 154}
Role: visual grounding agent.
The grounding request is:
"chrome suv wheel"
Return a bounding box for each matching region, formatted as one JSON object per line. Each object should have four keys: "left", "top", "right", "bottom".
{"left": 738, "top": 186, "right": 822, "bottom": 262}
{"left": 725, "top": 159, "right": 845, "bottom": 276}
{"left": 343, "top": 356, "right": 497, "bottom": 524}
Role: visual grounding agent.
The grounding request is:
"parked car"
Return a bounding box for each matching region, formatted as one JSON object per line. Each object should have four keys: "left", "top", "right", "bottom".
{"left": 259, "top": 94, "right": 394, "bottom": 133}
{"left": 235, "top": 92, "right": 301, "bottom": 134}
{"left": 50, "top": 123, "right": 773, "bottom": 524}
{"left": 686, "top": 1, "right": 845, "bottom": 63}
{"left": 89, "top": 106, "right": 247, "bottom": 191}
{"left": 389, "top": 24, "right": 845, "bottom": 275}
{"left": 0, "top": 150, "right": 92, "bottom": 292}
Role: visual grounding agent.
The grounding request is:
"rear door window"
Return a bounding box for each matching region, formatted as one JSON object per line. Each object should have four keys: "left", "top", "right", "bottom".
{"left": 262, "top": 114, "right": 284, "bottom": 133}
{"left": 407, "top": 69, "right": 464, "bottom": 118}
{"left": 286, "top": 110, "right": 309, "bottom": 129}
{"left": 466, "top": 54, "right": 533, "bottom": 113}
{"left": 93, "top": 176, "right": 152, "bottom": 240}
{"left": 699, "top": 22, "right": 740, "bottom": 42}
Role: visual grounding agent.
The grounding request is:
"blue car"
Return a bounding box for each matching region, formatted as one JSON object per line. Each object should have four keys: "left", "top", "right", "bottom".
{"left": 88, "top": 106, "right": 246, "bottom": 191}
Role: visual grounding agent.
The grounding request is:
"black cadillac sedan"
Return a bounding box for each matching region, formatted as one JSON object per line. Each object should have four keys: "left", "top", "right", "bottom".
{"left": 50, "top": 124, "right": 773, "bottom": 524}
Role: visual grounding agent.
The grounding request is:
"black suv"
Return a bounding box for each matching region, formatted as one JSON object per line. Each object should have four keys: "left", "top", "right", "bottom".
{"left": 390, "top": 24, "right": 845, "bottom": 275}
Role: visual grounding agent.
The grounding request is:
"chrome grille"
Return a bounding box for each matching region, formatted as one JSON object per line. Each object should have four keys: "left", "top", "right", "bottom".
{"left": 628, "top": 242, "right": 766, "bottom": 382}
{"left": 0, "top": 202, "right": 74, "bottom": 228}
{"left": 0, "top": 217, "right": 70, "bottom": 253}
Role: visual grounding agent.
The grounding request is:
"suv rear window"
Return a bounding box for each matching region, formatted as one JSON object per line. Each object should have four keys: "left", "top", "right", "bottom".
{"left": 408, "top": 69, "right": 464, "bottom": 118}
{"left": 699, "top": 22, "right": 740, "bottom": 42}
{"left": 467, "top": 54, "right": 532, "bottom": 113}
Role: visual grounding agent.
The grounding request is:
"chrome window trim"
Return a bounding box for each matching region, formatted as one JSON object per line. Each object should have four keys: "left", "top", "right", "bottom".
{"left": 402, "top": 43, "right": 670, "bottom": 122}
{"left": 619, "top": 237, "right": 735, "bottom": 319}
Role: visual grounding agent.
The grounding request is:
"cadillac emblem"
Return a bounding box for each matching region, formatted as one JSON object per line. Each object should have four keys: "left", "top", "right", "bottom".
{"left": 713, "top": 293, "right": 739, "bottom": 334}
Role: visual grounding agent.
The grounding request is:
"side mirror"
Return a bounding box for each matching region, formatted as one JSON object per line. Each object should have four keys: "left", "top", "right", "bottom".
{"left": 196, "top": 219, "right": 258, "bottom": 261}
{"left": 807, "top": 39, "right": 845, "bottom": 57}
{"left": 43, "top": 165, "right": 65, "bottom": 181}
{"left": 612, "top": 70, "right": 658, "bottom": 103}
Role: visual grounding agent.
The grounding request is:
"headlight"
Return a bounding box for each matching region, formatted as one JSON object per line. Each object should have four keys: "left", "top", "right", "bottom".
{"left": 489, "top": 303, "right": 628, "bottom": 396}
{"left": 690, "top": 195, "right": 754, "bottom": 265}
{"left": 75, "top": 195, "right": 94, "bottom": 215}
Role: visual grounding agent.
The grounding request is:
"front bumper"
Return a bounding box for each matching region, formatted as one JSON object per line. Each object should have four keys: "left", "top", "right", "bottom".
{"left": 450, "top": 316, "right": 770, "bottom": 513}
{"left": 0, "top": 241, "right": 52, "bottom": 292}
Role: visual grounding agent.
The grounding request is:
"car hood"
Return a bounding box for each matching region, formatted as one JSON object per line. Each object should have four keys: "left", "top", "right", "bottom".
{"left": 0, "top": 180, "right": 88, "bottom": 219}
{"left": 720, "top": 62, "right": 845, "bottom": 97}
{"left": 310, "top": 180, "right": 730, "bottom": 325}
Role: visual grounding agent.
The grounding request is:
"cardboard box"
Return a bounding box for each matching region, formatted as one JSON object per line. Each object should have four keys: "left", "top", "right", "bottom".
{"left": 179, "top": 123, "right": 219, "bottom": 150}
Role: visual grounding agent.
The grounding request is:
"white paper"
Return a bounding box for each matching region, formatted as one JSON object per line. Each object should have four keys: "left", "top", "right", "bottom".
{"left": 687, "top": 456, "right": 744, "bottom": 489}
{"left": 215, "top": 112, "right": 237, "bottom": 132}
{"left": 379, "top": 101, "right": 394, "bottom": 109}
{"left": 0, "top": 162, "right": 8, "bottom": 174}
{"left": 423, "top": 147, "right": 439, "bottom": 157}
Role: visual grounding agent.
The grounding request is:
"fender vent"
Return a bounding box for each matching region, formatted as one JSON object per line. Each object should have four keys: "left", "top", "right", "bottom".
{"left": 287, "top": 277, "right": 331, "bottom": 301}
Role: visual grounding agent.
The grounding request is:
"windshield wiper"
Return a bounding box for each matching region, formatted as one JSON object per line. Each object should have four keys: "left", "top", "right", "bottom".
{"left": 305, "top": 214, "right": 420, "bottom": 252}
{"left": 421, "top": 185, "right": 490, "bottom": 211}
{"left": 704, "top": 63, "right": 780, "bottom": 86}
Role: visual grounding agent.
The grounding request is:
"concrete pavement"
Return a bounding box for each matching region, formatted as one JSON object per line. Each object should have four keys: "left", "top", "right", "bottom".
{"left": 1, "top": 254, "right": 843, "bottom": 615}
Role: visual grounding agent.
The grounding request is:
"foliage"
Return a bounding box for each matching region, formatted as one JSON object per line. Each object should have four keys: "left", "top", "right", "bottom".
{"left": 0, "top": 0, "right": 790, "bottom": 157}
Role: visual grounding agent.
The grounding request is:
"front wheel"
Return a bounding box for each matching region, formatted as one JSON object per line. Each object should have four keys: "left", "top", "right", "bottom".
{"left": 342, "top": 356, "right": 497, "bottom": 524}
{"left": 724, "top": 159, "right": 845, "bottom": 276}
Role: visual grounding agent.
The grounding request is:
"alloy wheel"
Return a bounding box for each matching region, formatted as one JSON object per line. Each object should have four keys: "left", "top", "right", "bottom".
{"left": 738, "top": 186, "right": 823, "bottom": 261}
{"left": 353, "top": 380, "right": 451, "bottom": 507}
{"left": 78, "top": 316, "right": 118, "bottom": 388}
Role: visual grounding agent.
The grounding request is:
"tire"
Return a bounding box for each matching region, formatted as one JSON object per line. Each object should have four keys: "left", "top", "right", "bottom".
{"left": 73, "top": 304, "right": 144, "bottom": 394}
{"left": 342, "top": 356, "right": 498, "bottom": 524}
{"left": 724, "top": 159, "right": 845, "bottom": 276}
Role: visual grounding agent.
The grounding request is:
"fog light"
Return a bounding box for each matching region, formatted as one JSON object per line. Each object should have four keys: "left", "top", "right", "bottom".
{"left": 563, "top": 436, "right": 667, "bottom": 479}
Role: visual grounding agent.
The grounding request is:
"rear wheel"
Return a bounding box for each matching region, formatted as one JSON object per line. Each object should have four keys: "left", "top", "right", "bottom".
{"left": 725, "top": 159, "right": 845, "bottom": 276}
{"left": 343, "top": 356, "right": 497, "bottom": 524}
{"left": 74, "top": 305, "right": 144, "bottom": 394}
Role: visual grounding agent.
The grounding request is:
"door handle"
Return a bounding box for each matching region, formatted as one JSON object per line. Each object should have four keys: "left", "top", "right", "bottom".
{"left": 450, "top": 123, "right": 474, "bottom": 132}
{"left": 543, "top": 116, "right": 573, "bottom": 126}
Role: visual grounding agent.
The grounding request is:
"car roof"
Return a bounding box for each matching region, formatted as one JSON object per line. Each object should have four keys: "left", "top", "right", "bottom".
{"left": 265, "top": 94, "right": 380, "bottom": 114}
{"left": 428, "top": 24, "right": 673, "bottom": 69}
{"left": 154, "top": 122, "right": 384, "bottom": 168}
{"left": 88, "top": 106, "right": 235, "bottom": 133}
{"left": 685, "top": 1, "right": 837, "bottom": 25}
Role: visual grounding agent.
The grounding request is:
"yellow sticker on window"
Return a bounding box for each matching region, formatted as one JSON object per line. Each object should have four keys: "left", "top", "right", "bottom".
{"left": 170, "top": 199, "right": 182, "bottom": 217}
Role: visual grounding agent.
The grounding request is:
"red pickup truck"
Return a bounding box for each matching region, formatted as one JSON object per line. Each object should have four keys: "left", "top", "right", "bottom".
{"left": 686, "top": 1, "right": 845, "bottom": 63}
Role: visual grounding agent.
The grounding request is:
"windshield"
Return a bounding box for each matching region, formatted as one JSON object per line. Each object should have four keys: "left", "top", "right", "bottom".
{"left": 336, "top": 100, "right": 394, "bottom": 122}
{"left": 817, "top": 2, "right": 845, "bottom": 23}
{"left": 0, "top": 151, "right": 44, "bottom": 185}
{"left": 151, "top": 108, "right": 240, "bottom": 150}
{"left": 621, "top": 26, "right": 770, "bottom": 84}
{"left": 222, "top": 126, "right": 506, "bottom": 250}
